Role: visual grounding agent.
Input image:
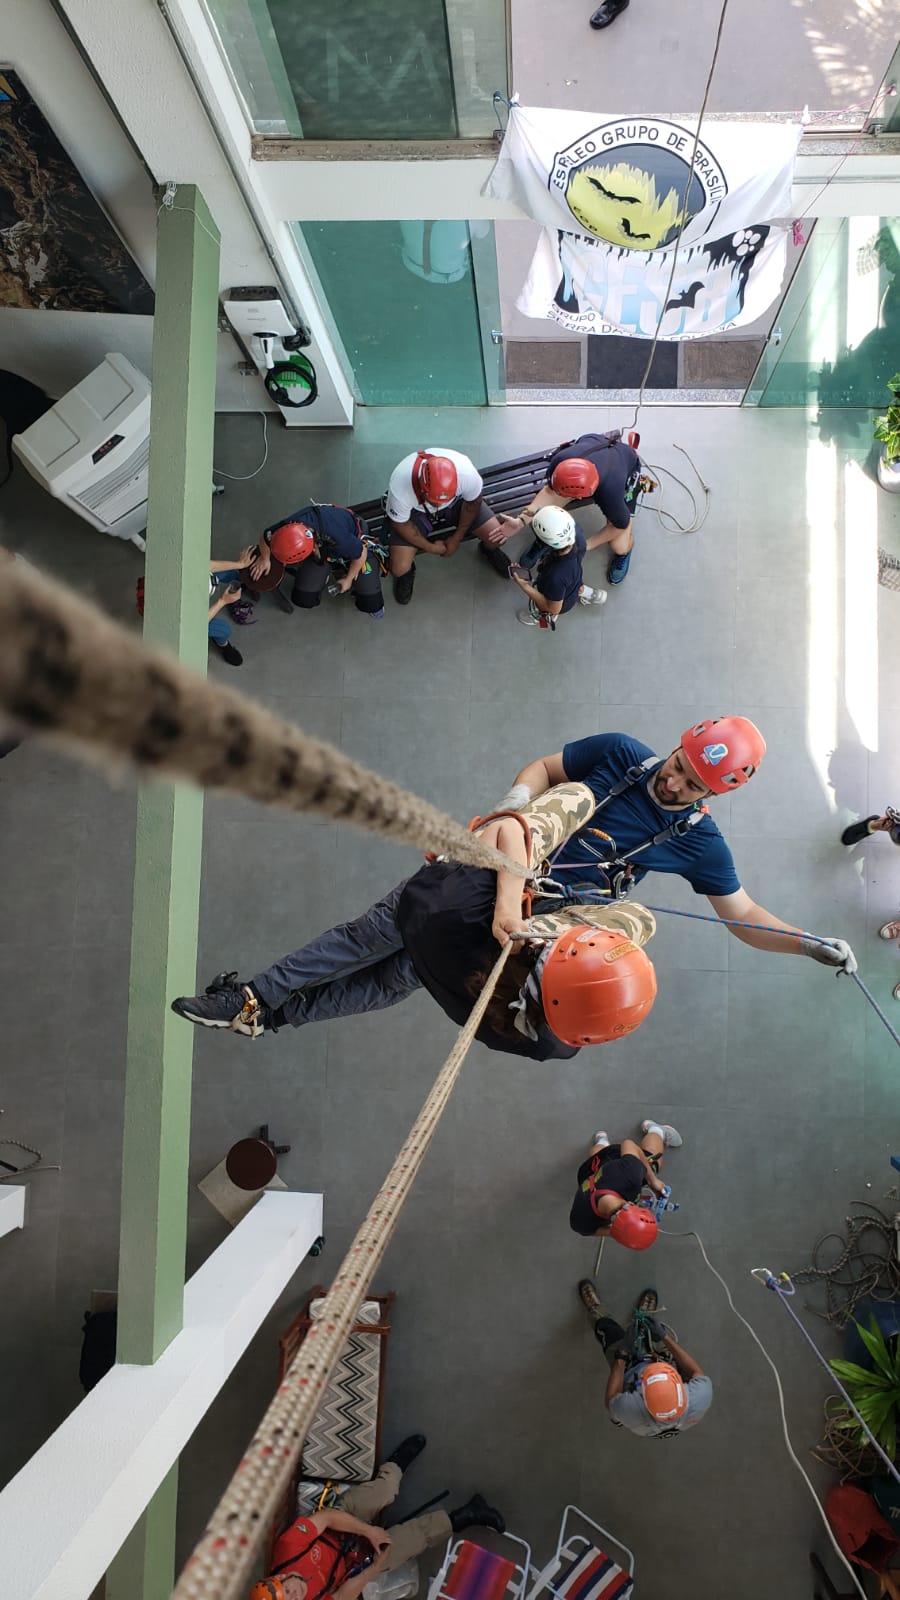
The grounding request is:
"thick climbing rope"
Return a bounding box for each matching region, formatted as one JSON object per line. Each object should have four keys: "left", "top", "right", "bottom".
{"left": 644, "top": 903, "right": 900, "bottom": 1050}
{"left": 173, "top": 941, "right": 512, "bottom": 1600}
{"left": 0, "top": 561, "right": 526, "bottom": 880}
{"left": 792, "top": 1203, "right": 900, "bottom": 1329}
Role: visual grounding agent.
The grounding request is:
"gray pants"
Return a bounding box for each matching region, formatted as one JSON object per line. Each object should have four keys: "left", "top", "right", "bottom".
{"left": 250, "top": 881, "right": 422, "bottom": 1027}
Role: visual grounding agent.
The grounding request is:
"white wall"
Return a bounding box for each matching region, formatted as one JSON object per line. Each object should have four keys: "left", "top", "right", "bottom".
{"left": 2, "top": 0, "right": 351, "bottom": 420}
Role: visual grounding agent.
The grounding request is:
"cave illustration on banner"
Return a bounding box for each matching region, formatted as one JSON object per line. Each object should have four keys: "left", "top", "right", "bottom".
{"left": 485, "top": 104, "right": 802, "bottom": 338}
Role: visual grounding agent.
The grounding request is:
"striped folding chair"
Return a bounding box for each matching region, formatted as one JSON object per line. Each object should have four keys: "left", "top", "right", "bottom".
{"left": 525, "top": 1505, "right": 635, "bottom": 1600}
{"left": 428, "top": 1534, "right": 532, "bottom": 1600}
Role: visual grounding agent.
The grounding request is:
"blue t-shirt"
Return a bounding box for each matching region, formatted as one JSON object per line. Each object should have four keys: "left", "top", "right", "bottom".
{"left": 265, "top": 503, "right": 364, "bottom": 565}
{"left": 535, "top": 525, "right": 586, "bottom": 612}
{"left": 559, "top": 733, "right": 741, "bottom": 897}
{"left": 610, "top": 1372, "right": 713, "bottom": 1436}
{"left": 547, "top": 434, "right": 639, "bottom": 529}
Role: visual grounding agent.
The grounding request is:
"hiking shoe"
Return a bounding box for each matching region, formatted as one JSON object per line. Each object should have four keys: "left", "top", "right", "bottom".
{"left": 841, "top": 816, "right": 877, "bottom": 846}
{"left": 212, "top": 641, "right": 243, "bottom": 666}
{"left": 393, "top": 564, "right": 416, "bottom": 605}
{"left": 171, "top": 973, "right": 267, "bottom": 1037}
{"left": 606, "top": 549, "right": 632, "bottom": 584}
{"left": 590, "top": 0, "right": 629, "bottom": 25}
{"left": 479, "top": 543, "right": 513, "bottom": 579}
{"left": 449, "top": 1494, "right": 505, "bottom": 1536}
{"left": 579, "top": 585, "right": 608, "bottom": 606}
{"left": 641, "top": 1119, "right": 683, "bottom": 1147}
{"left": 385, "top": 1433, "right": 426, "bottom": 1473}
{"left": 635, "top": 1287, "right": 659, "bottom": 1315}
{"left": 578, "top": 1278, "right": 604, "bottom": 1320}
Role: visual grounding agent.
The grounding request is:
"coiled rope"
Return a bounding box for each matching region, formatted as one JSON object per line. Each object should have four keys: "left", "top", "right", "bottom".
{"left": 0, "top": 561, "right": 526, "bottom": 881}
{"left": 175, "top": 940, "right": 512, "bottom": 1600}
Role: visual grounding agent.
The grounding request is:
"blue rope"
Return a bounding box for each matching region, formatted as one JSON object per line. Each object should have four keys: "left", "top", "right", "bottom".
{"left": 644, "top": 903, "right": 900, "bottom": 1051}
{"left": 758, "top": 1271, "right": 900, "bottom": 1486}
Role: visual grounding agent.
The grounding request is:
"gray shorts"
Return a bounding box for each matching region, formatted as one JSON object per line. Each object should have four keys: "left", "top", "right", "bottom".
{"left": 388, "top": 497, "right": 495, "bottom": 549}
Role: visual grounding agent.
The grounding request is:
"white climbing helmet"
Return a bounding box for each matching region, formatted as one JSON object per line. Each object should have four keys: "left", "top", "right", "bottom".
{"left": 532, "top": 506, "right": 576, "bottom": 549}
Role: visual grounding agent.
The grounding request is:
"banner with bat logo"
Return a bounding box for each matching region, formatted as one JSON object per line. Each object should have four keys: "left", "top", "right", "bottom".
{"left": 485, "top": 103, "right": 802, "bottom": 255}
{"left": 518, "top": 221, "right": 790, "bottom": 338}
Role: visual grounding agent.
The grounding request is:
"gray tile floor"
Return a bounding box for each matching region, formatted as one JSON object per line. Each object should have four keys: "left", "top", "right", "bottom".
{"left": 2, "top": 402, "right": 900, "bottom": 1597}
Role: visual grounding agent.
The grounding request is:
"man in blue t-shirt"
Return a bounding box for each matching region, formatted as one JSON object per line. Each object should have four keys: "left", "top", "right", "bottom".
{"left": 494, "top": 717, "right": 858, "bottom": 971}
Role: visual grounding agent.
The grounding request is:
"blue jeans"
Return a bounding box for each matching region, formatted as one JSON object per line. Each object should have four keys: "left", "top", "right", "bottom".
{"left": 208, "top": 568, "right": 241, "bottom": 645}
{"left": 250, "top": 880, "right": 421, "bottom": 1026}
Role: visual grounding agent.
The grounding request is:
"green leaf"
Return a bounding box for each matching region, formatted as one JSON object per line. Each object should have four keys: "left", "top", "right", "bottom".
{"left": 856, "top": 1317, "right": 900, "bottom": 1382}
{"left": 830, "top": 1357, "right": 887, "bottom": 1388}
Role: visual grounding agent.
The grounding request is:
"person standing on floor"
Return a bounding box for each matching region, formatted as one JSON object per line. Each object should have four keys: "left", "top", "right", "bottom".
{"left": 256, "top": 1435, "right": 504, "bottom": 1600}
{"left": 577, "top": 1281, "right": 713, "bottom": 1436}
{"left": 569, "top": 1118, "right": 681, "bottom": 1248}
{"left": 489, "top": 433, "right": 640, "bottom": 587}
{"left": 385, "top": 447, "right": 506, "bottom": 605}
{"left": 251, "top": 506, "right": 385, "bottom": 619}
{"left": 510, "top": 506, "right": 607, "bottom": 629}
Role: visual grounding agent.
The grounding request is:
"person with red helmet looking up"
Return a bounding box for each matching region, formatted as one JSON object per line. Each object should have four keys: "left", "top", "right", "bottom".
{"left": 492, "top": 719, "right": 857, "bottom": 974}
{"left": 250, "top": 506, "right": 385, "bottom": 618}
{"left": 385, "top": 447, "right": 506, "bottom": 605}
{"left": 577, "top": 1281, "right": 713, "bottom": 1437}
{"left": 172, "top": 784, "right": 659, "bottom": 1060}
{"left": 568, "top": 1118, "right": 681, "bottom": 1245}
{"left": 486, "top": 431, "right": 641, "bottom": 587}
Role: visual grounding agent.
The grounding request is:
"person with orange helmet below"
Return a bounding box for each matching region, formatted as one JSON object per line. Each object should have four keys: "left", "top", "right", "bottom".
{"left": 568, "top": 1118, "right": 681, "bottom": 1245}
{"left": 577, "top": 1283, "right": 713, "bottom": 1437}
{"left": 385, "top": 448, "right": 507, "bottom": 605}
{"left": 252, "top": 1436, "right": 504, "bottom": 1600}
{"left": 485, "top": 431, "right": 641, "bottom": 588}
{"left": 172, "top": 784, "right": 658, "bottom": 1060}
{"left": 492, "top": 720, "right": 857, "bottom": 974}
{"left": 250, "top": 506, "right": 385, "bottom": 618}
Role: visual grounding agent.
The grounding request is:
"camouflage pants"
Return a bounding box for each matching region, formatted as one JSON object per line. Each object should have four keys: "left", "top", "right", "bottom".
{"left": 476, "top": 783, "right": 656, "bottom": 950}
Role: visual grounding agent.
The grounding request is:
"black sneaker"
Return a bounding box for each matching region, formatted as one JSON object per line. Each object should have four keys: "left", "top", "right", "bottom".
{"left": 841, "top": 816, "right": 877, "bottom": 846}
{"left": 393, "top": 563, "right": 416, "bottom": 605}
{"left": 212, "top": 641, "right": 243, "bottom": 666}
{"left": 449, "top": 1494, "right": 506, "bottom": 1536}
{"left": 385, "top": 1433, "right": 426, "bottom": 1473}
{"left": 478, "top": 543, "right": 512, "bottom": 579}
{"left": 171, "top": 973, "right": 266, "bottom": 1036}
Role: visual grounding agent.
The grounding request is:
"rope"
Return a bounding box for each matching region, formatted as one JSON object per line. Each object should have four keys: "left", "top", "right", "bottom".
{"left": 642, "top": 446, "right": 712, "bottom": 535}
{"left": 0, "top": 1137, "right": 61, "bottom": 1182}
{"left": 644, "top": 903, "right": 900, "bottom": 1050}
{"left": 172, "top": 941, "right": 512, "bottom": 1600}
{"left": 626, "top": 0, "right": 732, "bottom": 430}
{"left": 0, "top": 560, "right": 526, "bottom": 881}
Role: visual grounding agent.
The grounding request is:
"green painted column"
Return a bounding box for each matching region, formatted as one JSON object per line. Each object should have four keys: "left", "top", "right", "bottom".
{"left": 108, "top": 186, "right": 220, "bottom": 1600}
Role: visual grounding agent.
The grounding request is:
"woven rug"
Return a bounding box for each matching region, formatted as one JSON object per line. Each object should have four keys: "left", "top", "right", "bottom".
{"left": 300, "top": 1298, "right": 383, "bottom": 1482}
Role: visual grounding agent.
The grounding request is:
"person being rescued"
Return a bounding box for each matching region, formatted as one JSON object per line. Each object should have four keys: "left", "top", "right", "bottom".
{"left": 172, "top": 783, "right": 658, "bottom": 1061}
{"left": 508, "top": 506, "right": 607, "bottom": 630}
{"left": 252, "top": 1435, "right": 504, "bottom": 1600}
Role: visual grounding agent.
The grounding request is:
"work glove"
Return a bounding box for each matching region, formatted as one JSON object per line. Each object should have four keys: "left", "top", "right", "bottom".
{"left": 493, "top": 782, "right": 532, "bottom": 813}
{"left": 797, "top": 934, "right": 858, "bottom": 975}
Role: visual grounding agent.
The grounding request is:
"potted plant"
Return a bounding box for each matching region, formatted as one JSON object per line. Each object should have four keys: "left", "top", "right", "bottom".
{"left": 824, "top": 1314, "right": 900, "bottom": 1470}
{"left": 875, "top": 372, "right": 900, "bottom": 492}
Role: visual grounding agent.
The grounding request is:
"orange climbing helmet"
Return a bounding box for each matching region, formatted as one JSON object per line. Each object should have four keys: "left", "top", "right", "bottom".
{"left": 608, "top": 1203, "right": 658, "bottom": 1251}
{"left": 639, "top": 1360, "right": 688, "bottom": 1423}
{"left": 249, "top": 1582, "right": 287, "bottom": 1600}
{"left": 680, "top": 717, "right": 766, "bottom": 794}
{"left": 539, "top": 925, "right": 657, "bottom": 1046}
{"left": 550, "top": 457, "right": 600, "bottom": 499}
{"left": 413, "top": 451, "right": 459, "bottom": 507}
{"left": 270, "top": 521, "right": 315, "bottom": 565}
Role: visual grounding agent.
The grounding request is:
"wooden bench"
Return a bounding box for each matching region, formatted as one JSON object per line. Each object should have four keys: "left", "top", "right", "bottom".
{"left": 268, "top": 1287, "right": 396, "bottom": 1566}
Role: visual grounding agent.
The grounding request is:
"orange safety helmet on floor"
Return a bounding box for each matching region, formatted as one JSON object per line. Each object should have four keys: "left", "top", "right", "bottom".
{"left": 413, "top": 451, "right": 459, "bottom": 507}
{"left": 269, "top": 521, "right": 315, "bottom": 565}
{"left": 549, "top": 457, "right": 600, "bottom": 499}
{"left": 249, "top": 1582, "right": 286, "bottom": 1600}
{"left": 608, "top": 1203, "right": 658, "bottom": 1250}
{"left": 539, "top": 926, "right": 657, "bottom": 1046}
{"left": 639, "top": 1360, "right": 688, "bottom": 1423}
{"left": 680, "top": 716, "right": 766, "bottom": 794}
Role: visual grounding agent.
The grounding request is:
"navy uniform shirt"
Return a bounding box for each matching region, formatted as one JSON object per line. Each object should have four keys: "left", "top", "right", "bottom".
{"left": 534, "top": 525, "right": 587, "bottom": 614}
{"left": 265, "top": 503, "right": 364, "bottom": 565}
{"left": 547, "top": 433, "right": 639, "bottom": 529}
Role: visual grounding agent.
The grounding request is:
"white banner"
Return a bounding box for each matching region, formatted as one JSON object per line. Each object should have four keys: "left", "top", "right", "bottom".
{"left": 518, "top": 222, "right": 789, "bottom": 338}
{"left": 486, "top": 104, "right": 801, "bottom": 254}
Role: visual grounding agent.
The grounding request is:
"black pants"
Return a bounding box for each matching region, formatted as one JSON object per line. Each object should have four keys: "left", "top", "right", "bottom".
{"left": 289, "top": 558, "right": 384, "bottom": 615}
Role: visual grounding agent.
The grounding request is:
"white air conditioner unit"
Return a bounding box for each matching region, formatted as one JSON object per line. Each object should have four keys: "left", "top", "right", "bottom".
{"left": 13, "top": 353, "right": 152, "bottom": 548}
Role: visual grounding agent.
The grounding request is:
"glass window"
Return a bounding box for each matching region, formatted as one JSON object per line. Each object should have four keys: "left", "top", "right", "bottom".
{"left": 296, "top": 221, "right": 489, "bottom": 404}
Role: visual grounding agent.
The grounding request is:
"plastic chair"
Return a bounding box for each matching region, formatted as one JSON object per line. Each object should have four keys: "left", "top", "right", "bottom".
{"left": 428, "top": 1533, "right": 532, "bottom": 1600}
{"left": 526, "top": 1505, "right": 635, "bottom": 1600}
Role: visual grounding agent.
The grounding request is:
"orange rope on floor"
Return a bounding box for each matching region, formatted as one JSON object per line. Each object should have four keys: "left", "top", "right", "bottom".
{"left": 173, "top": 941, "right": 512, "bottom": 1600}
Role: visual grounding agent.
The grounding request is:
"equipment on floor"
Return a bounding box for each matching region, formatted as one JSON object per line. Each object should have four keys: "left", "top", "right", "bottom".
{"left": 12, "top": 354, "right": 152, "bottom": 547}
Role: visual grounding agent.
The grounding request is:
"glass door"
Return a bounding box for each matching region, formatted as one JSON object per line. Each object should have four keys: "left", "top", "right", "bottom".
{"left": 293, "top": 220, "right": 504, "bottom": 406}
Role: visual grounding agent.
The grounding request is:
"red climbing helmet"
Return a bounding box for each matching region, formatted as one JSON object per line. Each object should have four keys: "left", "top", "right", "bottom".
{"left": 639, "top": 1360, "right": 687, "bottom": 1422}
{"left": 413, "top": 451, "right": 459, "bottom": 507}
{"left": 269, "top": 521, "right": 315, "bottom": 565}
{"left": 680, "top": 717, "right": 766, "bottom": 794}
{"left": 249, "top": 1583, "right": 286, "bottom": 1600}
{"left": 608, "top": 1203, "right": 658, "bottom": 1251}
{"left": 540, "top": 925, "right": 657, "bottom": 1046}
{"left": 550, "top": 457, "right": 600, "bottom": 499}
